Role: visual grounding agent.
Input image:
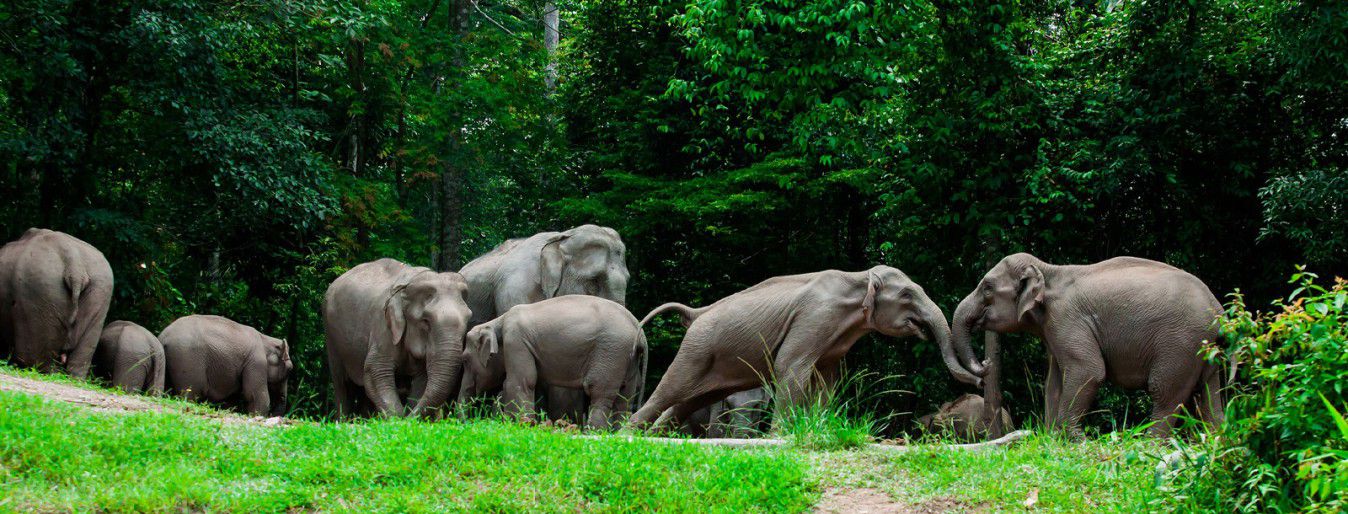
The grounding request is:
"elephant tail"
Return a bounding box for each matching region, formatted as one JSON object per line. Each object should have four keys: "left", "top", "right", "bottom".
{"left": 639, "top": 302, "right": 709, "bottom": 328}
{"left": 634, "top": 330, "right": 649, "bottom": 408}
{"left": 148, "top": 345, "right": 167, "bottom": 394}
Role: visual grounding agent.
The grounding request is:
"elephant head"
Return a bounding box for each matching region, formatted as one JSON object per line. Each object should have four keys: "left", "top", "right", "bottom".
{"left": 458, "top": 321, "right": 505, "bottom": 403}
{"left": 862, "top": 266, "right": 953, "bottom": 354}
{"left": 945, "top": 253, "right": 1048, "bottom": 386}
{"left": 540, "top": 225, "right": 629, "bottom": 305}
{"left": 263, "top": 335, "right": 292, "bottom": 416}
{"left": 382, "top": 268, "right": 472, "bottom": 416}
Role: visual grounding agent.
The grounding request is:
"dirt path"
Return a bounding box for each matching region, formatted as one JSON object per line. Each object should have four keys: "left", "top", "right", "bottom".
{"left": 0, "top": 372, "right": 288, "bottom": 426}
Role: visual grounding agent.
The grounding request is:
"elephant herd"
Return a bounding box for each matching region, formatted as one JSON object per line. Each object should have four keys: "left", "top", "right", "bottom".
{"left": 0, "top": 225, "right": 1227, "bottom": 439}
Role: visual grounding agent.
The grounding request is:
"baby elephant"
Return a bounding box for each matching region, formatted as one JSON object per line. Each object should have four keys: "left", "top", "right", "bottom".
{"left": 917, "top": 394, "right": 1013, "bottom": 441}
{"left": 161, "top": 315, "right": 292, "bottom": 416}
{"left": 459, "top": 295, "right": 647, "bottom": 429}
{"left": 95, "top": 321, "right": 165, "bottom": 394}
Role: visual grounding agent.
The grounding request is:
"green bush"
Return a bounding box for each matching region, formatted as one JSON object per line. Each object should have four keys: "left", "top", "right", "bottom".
{"left": 1162, "top": 269, "right": 1348, "bottom": 512}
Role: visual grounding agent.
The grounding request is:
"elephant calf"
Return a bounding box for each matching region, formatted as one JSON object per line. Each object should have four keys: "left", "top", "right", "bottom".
{"left": 459, "top": 295, "right": 647, "bottom": 429}
{"left": 917, "top": 394, "right": 1013, "bottom": 441}
{"left": 95, "top": 321, "right": 165, "bottom": 394}
{"left": 161, "top": 315, "right": 292, "bottom": 416}
{"left": 707, "top": 387, "right": 770, "bottom": 438}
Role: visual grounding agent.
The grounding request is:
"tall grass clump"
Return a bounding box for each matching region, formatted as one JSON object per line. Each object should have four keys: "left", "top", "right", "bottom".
{"left": 1160, "top": 268, "right": 1348, "bottom": 512}
{"left": 772, "top": 370, "right": 900, "bottom": 451}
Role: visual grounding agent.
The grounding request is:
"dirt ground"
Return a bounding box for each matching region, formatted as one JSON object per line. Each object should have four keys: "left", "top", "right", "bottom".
{"left": 0, "top": 371, "right": 288, "bottom": 426}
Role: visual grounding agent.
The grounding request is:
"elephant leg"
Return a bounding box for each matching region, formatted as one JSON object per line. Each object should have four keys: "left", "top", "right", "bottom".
{"left": 545, "top": 386, "right": 587, "bottom": 424}
{"left": 706, "top": 400, "right": 730, "bottom": 438}
{"left": 242, "top": 359, "right": 272, "bottom": 417}
{"left": 1056, "top": 363, "right": 1105, "bottom": 440}
{"left": 502, "top": 357, "right": 539, "bottom": 424}
{"left": 1147, "top": 369, "right": 1202, "bottom": 438}
{"left": 585, "top": 392, "right": 617, "bottom": 430}
{"left": 666, "top": 390, "right": 732, "bottom": 432}
{"left": 328, "top": 349, "right": 355, "bottom": 418}
{"left": 364, "top": 364, "right": 405, "bottom": 417}
{"left": 1194, "top": 363, "right": 1224, "bottom": 427}
{"left": 628, "top": 348, "right": 714, "bottom": 429}
{"left": 1044, "top": 354, "right": 1063, "bottom": 429}
{"left": 117, "top": 361, "right": 149, "bottom": 394}
{"left": 64, "top": 282, "right": 112, "bottom": 380}
{"left": 728, "top": 400, "right": 765, "bottom": 438}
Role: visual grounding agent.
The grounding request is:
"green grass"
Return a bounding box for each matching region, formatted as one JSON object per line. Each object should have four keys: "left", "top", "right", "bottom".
{"left": 0, "top": 391, "right": 815, "bottom": 512}
{"left": 808, "top": 431, "right": 1165, "bottom": 512}
{"left": 0, "top": 368, "right": 1170, "bottom": 513}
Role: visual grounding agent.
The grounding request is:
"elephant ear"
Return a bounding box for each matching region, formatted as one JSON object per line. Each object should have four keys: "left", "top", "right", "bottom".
{"left": 1016, "top": 265, "right": 1046, "bottom": 325}
{"left": 539, "top": 234, "right": 570, "bottom": 299}
{"left": 861, "top": 270, "right": 882, "bottom": 328}
{"left": 383, "top": 269, "right": 424, "bottom": 346}
{"left": 483, "top": 327, "right": 499, "bottom": 356}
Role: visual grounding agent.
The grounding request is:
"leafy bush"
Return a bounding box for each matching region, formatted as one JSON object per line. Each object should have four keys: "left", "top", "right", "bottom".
{"left": 1162, "top": 269, "right": 1348, "bottom": 511}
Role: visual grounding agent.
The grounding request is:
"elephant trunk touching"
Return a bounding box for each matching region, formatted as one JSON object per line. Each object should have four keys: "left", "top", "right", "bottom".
{"left": 946, "top": 293, "right": 989, "bottom": 385}
{"left": 411, "top": 326, "right": 464, "bottom": 418}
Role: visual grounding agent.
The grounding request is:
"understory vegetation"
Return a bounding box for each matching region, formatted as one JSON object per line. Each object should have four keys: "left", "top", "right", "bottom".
{"left": 1160, "top": 271, "right": 1348, "bottom": 512}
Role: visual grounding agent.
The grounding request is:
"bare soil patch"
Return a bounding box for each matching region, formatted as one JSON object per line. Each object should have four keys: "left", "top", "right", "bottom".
{"left": 0, "top": 371, "right": 289, "bottom": 426}
{"left": 814, "top": 487, "right": 911, "bottom": 513}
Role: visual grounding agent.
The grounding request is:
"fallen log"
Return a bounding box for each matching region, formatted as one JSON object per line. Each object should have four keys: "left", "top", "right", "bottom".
{"left": 582, "top": 429, "right": 1033, "bottom": 452}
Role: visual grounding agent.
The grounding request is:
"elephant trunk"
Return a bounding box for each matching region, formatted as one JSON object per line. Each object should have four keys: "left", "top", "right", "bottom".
{"left": 605, "top": 266, "right": 629, "bottom": 306}
{"left": 411, "top": 326, "right": 464, "bottom": 418}
{"left": 946, "top": 293, "right": 988, "bottom": 385}
{"left": 980, "top": 331, "right": 1005, "bottom": 438}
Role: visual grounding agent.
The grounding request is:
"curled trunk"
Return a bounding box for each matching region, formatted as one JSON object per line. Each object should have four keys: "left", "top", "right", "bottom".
{"left": 943, "top": 294, "right": 986, "bottom": 385}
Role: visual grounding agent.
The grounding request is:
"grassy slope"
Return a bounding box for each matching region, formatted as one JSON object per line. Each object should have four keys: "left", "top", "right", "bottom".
{"left": 0, "top": 371, "right": 1164, "bottom": 513}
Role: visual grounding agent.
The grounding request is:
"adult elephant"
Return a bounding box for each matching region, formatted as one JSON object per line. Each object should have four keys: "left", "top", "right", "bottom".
{"left": 944, "top": 253, "right": 1224, "bottom": 438}
{"left": 325, "top": 258, "right": 472, "bottom": 418}
{"left": 458, "top": 225, "right": 629, "bottom": 421}
{"left": 630, "top": 265, "right": 951, "bottom": 430}
{"left": 0, "top": 228, "right": 114, "bottom": 378}
{"left": 96, "top": 321, "right": 166, "bottom": 394}
{"left": 161, "top": 315, "right": 292, "bottom": 416}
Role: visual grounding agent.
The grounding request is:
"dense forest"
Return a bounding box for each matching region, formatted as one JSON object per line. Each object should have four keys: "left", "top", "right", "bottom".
{"left": 1, "top": 0, "right": 1344, "bottom": 434}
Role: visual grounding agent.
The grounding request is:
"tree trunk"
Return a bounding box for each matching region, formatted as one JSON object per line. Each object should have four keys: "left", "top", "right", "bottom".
{"left": 435, "top": 0, "right": 473, "bottom": 272}
{"left": 543, "top": 1, "right": 559, "bottom": 92}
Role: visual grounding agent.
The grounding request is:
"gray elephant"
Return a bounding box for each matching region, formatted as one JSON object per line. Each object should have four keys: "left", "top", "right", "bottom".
{"left": 917, "top": 393, "right": 1013, "bottom": 441}
{"left": 458, "top": 295, "right": 647, "bottom": 429}
{"left": 707, "top": 387, "right": 770, "bottom": 438}
{"left": 95, "top": 321, "right": 165, "bottom": 394}
{"left": 324, "top": 258, "right": 472, "bottom": 418}
{"left": 0, "top": 228, "right": 114, "bottom": 378}
{"left": 631, "top": 265, "right": 951, "bottom": 430}
{"left": 161, "top": 315, "right": 292, "bottom": 416}
{"left": 459, "top": 225, "right": 630, "bottom": 421}
{"left": 944, "top": 253, "right": 1224, "bottom": 438}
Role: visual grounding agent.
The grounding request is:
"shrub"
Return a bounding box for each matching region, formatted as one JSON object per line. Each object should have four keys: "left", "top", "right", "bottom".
{"left": 1162, "top": 268, "right": 1348, "bottom": 512}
